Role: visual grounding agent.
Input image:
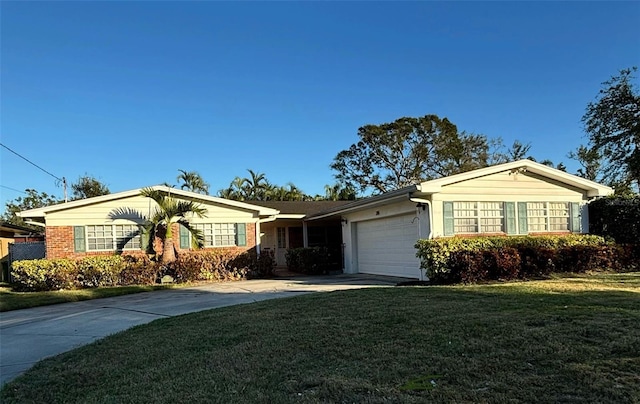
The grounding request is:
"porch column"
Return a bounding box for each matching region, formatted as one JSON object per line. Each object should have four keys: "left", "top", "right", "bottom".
{"left": 302, "top": 221, "right": 308, "bottom": 248}
{"left": 255, "top": 221, "right": 261, "bottom": 254}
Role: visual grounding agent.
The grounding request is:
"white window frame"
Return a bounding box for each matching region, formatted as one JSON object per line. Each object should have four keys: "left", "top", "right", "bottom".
{"left": 192, "top": 223, "right": 238, "bottom": 247}
{"left": 453, "top": 202, "right": 505, "bottom": 234}
{"left": 86, "top": 224, "right": 141, "bottom": 251}
{"left": 525, "top": 202, "right": 570, "bottom": 233}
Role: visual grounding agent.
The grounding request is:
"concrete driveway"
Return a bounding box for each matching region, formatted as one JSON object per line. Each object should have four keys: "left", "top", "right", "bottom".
{"left": 0, "top": 274, "right": 400, "bottom": 385}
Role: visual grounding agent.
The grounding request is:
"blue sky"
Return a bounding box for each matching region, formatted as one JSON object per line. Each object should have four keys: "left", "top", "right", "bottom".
{"left": 1, "top": 1, "right": 639, "bottom": 208}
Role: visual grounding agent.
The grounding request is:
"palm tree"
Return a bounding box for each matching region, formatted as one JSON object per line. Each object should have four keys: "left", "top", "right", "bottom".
{"left": 131, "top": 188, "right": 206, "bottom": 263}
{"left": 324, "top": 183, "right": 357, "bottom": 201}
{"left": 177, "top": 170, "right": 210, "bottom": 194}
{"left": 242, "top": 169, "right": 268, "bottom": 200}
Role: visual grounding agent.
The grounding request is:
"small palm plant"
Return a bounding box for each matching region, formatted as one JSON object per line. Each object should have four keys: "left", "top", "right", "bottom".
{"left": 109, "top": 187, "right": 206, "bottom": 263}
{"left": 141, "top": 187, "right": 206, "bottom": 263}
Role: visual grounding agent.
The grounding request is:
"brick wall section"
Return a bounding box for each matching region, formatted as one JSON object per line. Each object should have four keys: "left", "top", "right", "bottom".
{"left": 45, "top": 226, "right": 147, "bottom": 259}
{"left": 46, "top": 222, "right": 258, "bottom": 259}
{"left": 46, "top": 226, "right": 74, "bottom": 259}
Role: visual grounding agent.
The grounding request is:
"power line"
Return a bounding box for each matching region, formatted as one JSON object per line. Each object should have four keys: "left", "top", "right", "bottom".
{"left": 0, "top": 142, "right": 63, "bottom": 181}
{"left": 0, "top": 185, "right": 27, "bottom": 194}
{"left": 0, "top": 142, "right": 68, "bottom": 202}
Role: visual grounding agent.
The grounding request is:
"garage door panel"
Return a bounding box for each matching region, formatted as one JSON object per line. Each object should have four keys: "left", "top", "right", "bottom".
{"left": 356, "top": 214, "right": 421, "bottom": 278}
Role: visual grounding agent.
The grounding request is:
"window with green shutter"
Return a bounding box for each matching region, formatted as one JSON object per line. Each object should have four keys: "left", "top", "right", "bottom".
{"left": 505, "top": 202, "right": 517, "bottom": 234}
{"left": 443, "top": 202, "right": 454, "bottom": 236}
{"left": 236, "top": 223, "right": 247, "bottom": 246}
{"left": 73, "top": 226, "right": 86, "bottom": 252}
{"left": 517, "top": 202, "right": 528, "bottom": 235}
{"left": 179, "top": 224, "right": 190, "bottom": 249}
{"left": 571, "top": 202, "right": 581, "bottom": 233}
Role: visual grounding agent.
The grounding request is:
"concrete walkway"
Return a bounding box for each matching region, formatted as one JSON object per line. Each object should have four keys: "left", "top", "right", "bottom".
{"left": 0, "top": 274, "right": 400, "bottom": 385}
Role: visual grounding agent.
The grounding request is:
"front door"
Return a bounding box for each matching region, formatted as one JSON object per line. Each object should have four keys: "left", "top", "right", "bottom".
{"left": 275, "top": 226, "right": 304, "bottom": 267}
{"left": 276, "top": 227, "right": 287, "bottom": 266}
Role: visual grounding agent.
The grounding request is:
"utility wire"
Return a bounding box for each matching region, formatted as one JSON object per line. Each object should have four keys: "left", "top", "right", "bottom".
{"left": 0, "top": 185, "right": 27, "bottom": 194}
{"left": 1, "top": 142, "right": 68, "bottom": 202}
{"left": 1, "top": 142, "right": 63, "bottom": 181}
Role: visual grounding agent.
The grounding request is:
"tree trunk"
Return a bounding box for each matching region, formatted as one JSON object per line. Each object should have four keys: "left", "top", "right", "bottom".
{"left": 162, "top": 237, "right": 176, "bottom": 263}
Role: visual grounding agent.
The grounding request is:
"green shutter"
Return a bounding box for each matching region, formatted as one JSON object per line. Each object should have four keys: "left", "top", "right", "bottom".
{"left": 505, "top": 202, "right": 517, "bottom": 234}
{"left": 179, "top": 224, "right": 190, "bottom": 249}
{"left": 571, "top": 202, "right": 581, "bottom": 233}
{"left": 443, "top": 202, "right": 454, "bottom": 236}
{"left": 236, "top": 223, "right": 247, "bottom": 246}
{"left": 73, "top": 226, "right": 86, "bottom": 252}
{"left": 517, "top": 202, "right": 528, "bottom": 235}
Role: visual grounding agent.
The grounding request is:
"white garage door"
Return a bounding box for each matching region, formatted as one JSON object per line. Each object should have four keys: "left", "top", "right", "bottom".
{"left": 355, "top": 214, "right": 421, "bottom": 278}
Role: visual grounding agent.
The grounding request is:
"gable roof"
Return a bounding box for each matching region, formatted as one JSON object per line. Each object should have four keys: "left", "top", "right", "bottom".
{"left": 307, "top": 160, "right": 613, "bottom": 219}
{"left": 416, "top": 159, "right": 613, "bottom": 197}
{"left": 17, "top": 186, "right": 280, "bottom": 219}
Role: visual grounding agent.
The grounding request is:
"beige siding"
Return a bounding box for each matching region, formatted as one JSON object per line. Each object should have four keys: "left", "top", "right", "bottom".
{"left": 429, "top": 172, "right": 589, "bottom": 237}
{"left": 438, "top": 171, "right": 586, "bottom": 200}
{"left": 45, "top": 195, "right": 258, "bottom": 226}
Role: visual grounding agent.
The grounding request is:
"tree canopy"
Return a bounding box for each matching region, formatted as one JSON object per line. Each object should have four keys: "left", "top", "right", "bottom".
{"left": 1, "top": 189, "right": 59, "bottom": 228}
{"left": 582, "top": 67, "right": 640, "bottom": 191}
{"left": 70, "top": 175, "right": 110, "bottom": 200}
{"left": 331, "top": 114, "right": 507, "bottom": 194}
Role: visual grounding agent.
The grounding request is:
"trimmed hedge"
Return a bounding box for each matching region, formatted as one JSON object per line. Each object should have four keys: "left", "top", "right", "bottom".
{"left": 589, "top": 195, "right": 640, "bottom": 244}
{"left": 285, "top": 247, "right": 341, "bottom": 275}
{"left": 166, "top": 249, "right": 275, "bottom": 282}
{"left": 10, "top": 249, "right": 276, "bottom": 292}
{"left": 415, "top": 235, "right": 637, "bottom": 284}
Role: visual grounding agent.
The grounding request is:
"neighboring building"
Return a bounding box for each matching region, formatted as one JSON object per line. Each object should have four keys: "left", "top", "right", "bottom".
{"left": 0, "top": 222, "right": 45, "bottom": 281}
{"left": 18, "top": 160, "right": 613, "bottom": 279}
{"left": 305, "top": 160, "right": 613, "bottom": 279}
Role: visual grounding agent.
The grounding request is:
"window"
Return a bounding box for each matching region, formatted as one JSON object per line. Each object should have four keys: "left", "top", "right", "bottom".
{"left": 193, "top": 223, "right": 237, "bottom": 247}
{"left": 480, "top": 202, "right": 504, "bottom": 233}
{"left": 452, "top": 202, "right": 504, "bottom": 234}
{"left": 277, "top": 227, "right": 286, "bottom": 248}
{"left": 86, "top": 224, "right": 140, "bottom": 251}
{"left": 445, "top": 200, "right": 575, "bottom": 236}
{"left": 527, "top": 202, "right": 569, "bottom": 232}
{"left": 116, "top": 224, "right": 141, "bottom": 250}
{"left": 453, "top": 202, "right": 478, "bottom": 233}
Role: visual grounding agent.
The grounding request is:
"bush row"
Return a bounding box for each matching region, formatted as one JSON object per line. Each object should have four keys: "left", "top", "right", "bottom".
{"left": 415, "top": 235, "right": 639, "bottom": 284}
{"left": 285, "top": 247, "right": 341, "bottom": 275}
{"left": 167, "top": 249, "right": 275, "bottom": 282}
{"left": 11, "top": 249, "right": 276, "bottom": 292}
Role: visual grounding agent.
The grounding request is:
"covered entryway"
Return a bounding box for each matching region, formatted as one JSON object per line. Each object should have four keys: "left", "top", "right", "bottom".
{"left": 355, "top": 214, "right": 421, "bottom": 278}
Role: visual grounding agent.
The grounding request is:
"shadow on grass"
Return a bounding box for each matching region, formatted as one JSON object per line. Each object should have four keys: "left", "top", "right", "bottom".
{"left": 2, "top": 282, "right": 639, "bottom": 403}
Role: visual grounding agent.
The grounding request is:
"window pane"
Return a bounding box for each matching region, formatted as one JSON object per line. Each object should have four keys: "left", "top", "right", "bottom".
{"left": 480, "top": 202, "right": 504, "bottom": 232}
{"left": 527, "top": 202, "right": 547, "bottom": 232}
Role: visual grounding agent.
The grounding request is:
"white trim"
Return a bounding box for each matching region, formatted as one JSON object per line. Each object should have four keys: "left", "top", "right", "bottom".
{"left": 417, "top": 160, "right": 613, "bottom": 197}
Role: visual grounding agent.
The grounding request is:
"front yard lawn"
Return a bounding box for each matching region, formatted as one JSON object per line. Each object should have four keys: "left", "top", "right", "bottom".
{"left": 2, "top": 272, "right": 639, "bottom": 403}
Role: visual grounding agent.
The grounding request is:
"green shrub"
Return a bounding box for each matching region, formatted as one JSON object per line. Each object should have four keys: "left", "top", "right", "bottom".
{"left": 11, "top": 259, "right": 78, "bottom": 292}
{"left": 285, "top": 247, "right": 340, "bottom": 275}
{"left": 76, "top": 256, "right": 124, "bottom": 288}
{"left": 120, "top": 255, "right": 160, "bottom": 285}
{"left": 415, "top": 235, "right": 610, "bottom": 284}
{"left": 169, "top": 250, "right": 253, "bottom": 283}
{"left": 231, "top": 249, "right": 276, "bottom": 278}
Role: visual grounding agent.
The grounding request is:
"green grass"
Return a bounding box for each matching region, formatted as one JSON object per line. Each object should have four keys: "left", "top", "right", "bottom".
{"left": 2, "top": 272, "right": 639, "bottom": 403}
{"left": 0, "top": 284, "right": 175, "bottom": 312}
